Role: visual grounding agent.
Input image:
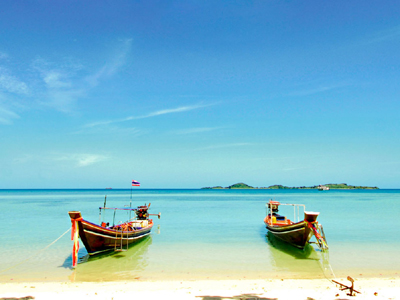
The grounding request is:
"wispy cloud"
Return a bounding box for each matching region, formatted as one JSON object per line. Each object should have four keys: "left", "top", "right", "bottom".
{"left": 54, "top": 153, "right": 108, "bottom": 167}
{"left": 85, "top": 103, "right": 214, "bottom": 128}
{"left": 0, "top": 104, "right": 20, "bottom": 125}
{"left": 338, "top": 25, "right": 400, "bottom": 51}
{"left": 0, "top": 64, "right": 24, "bottom": 123}
{"left": 0, "top": 67, "right": 29, "bottom": 95}
{"left": 31, "top": 57, "right": 85, "bottom": 113}
{"left": 13, "top": 152, "right": 108, "bottom": 168}
{"left": 86, "top": 38, "right": 132, "bottom": 87}
{"left": 285, "top": 82, "right": 348, "bottom": 97}
{"left": 41, "top": 89, "right": 86, "bottom": 113}
{"left": 194, "top": 142, "right": 253, "bottom": 151}
{"left": 73, "top": 124, "right": 144, "bottom": 137}
{"left": 0, "top": 38, "right": 133, "bottom": 121}
{"left": 364, "top": 25, "right": 400, "bottom": 45}
{"left": 76, "top": 154, "right": 107, "bottom": 167}
{"left": 43, "top": 70, "right": 73, "bottom": 89}
{"left": 34, "top": 38, "right": 132, "bottom": 113}
{"left": 172, "top": 126, "right": 225, "bottom": 135}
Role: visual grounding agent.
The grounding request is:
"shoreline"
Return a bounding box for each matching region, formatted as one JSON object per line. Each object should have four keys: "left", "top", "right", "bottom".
{"left": 2, "top": 265, "right": 398, "bottom": 283}
{"left": 1, "top": 278, "right": 399, "bottom": 300}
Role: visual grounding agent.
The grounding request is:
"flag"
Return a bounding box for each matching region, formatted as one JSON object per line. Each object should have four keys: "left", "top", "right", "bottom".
{"left": 132, "top": 180, "right": 140, "bottom": 186}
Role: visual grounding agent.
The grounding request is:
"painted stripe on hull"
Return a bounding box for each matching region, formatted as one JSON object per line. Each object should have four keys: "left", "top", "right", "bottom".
{"left": 83, "top": 229, "right": 150, "bottom": 240}
{"left": 266, "top": 222, "right": 310, "bottom": 249}
{"left": 86, "top": 232, "right": 151, "bottom": 256}
{"left": 267, "top": 227, "right": 304, "bottom": 235}
{"left": 82, "top": 220, "right": 148, "bottom": 234}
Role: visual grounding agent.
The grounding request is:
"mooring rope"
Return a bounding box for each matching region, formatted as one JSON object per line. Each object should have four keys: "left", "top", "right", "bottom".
{"left": 308, "top": 222, "right": 337, "bottom": 285}
{"left": 0, "top": 227, "right": 71, "bottom": 274}
{"left": 316, "top": 249, "right": 339, "bottom": 288}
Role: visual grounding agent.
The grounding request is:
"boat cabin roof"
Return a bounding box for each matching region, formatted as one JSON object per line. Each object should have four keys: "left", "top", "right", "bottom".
{"left": 267, "top": 201, "right": 305, "bottom": 208}
{"left": 99, "top": 206, "right": 139, "bottom": 211}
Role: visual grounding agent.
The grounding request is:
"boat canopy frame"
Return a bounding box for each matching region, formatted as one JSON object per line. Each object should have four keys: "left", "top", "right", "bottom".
{"left": 97, "top": 195, "right": 151, "bottom": 226}
{"left": 266, "top": 200, "right": 305, "bottom": 226}
{"left": 98, "top": 206, "right": 142, "bottom": 227}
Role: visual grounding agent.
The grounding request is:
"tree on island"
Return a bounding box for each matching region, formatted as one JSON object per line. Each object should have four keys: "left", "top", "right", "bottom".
{"left": 228, "top": 183, "right": 254, "bottom": 189}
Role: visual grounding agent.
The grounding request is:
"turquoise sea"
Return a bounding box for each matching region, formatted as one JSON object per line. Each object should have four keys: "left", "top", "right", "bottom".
{"left": 1, "top": 189, "right": 399, "bottom": 282}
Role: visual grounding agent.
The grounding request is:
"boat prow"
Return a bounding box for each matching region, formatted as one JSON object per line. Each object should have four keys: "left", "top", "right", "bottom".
{"left": 304, "top": 211, "right": 320, "bottom": 222}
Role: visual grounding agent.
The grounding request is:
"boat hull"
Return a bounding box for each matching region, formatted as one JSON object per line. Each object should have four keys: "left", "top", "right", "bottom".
{"left": 265, "top": 221, "right": 312, "bottom": 249}
{"left": 69, "top": 211, "right": 153, "bottom": 255}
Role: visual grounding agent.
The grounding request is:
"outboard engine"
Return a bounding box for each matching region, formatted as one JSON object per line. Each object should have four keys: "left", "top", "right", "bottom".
{"left": 135, "top": 205, "right": 149, "bottom": 220}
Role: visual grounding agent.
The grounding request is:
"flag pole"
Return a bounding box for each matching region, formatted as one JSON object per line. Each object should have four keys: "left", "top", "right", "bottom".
{"left": 130, "top": 180, "right": 140, "bottom": 220}
{"left": 130, "top": 181, "right": 133, "bottom": 219}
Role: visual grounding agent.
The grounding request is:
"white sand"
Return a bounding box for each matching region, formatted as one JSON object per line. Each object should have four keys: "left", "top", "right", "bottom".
{"left": 0, "top": 278, "right": 399, "bottom": 300}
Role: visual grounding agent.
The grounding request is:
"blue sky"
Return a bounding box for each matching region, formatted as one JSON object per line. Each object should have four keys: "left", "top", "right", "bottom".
{"left": 1, "top": 1, "right": 400, "bottom": 188}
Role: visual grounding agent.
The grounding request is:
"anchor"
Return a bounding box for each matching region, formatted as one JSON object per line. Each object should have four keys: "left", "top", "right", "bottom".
{"left": 332, "top": 276, "right": 361, "bottom": 296}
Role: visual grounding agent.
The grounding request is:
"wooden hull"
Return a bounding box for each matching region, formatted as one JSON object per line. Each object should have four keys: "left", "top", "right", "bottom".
{"left": 265, "top": 221, "right": 312, "bottom": 249}
{"left": 69, "top": 211, "right": 153, "bottom": 255}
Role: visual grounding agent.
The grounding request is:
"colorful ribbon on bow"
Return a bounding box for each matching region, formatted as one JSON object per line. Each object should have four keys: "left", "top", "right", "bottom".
{"left": 307, "top": 221, "right": 328, "bottom": 249}
{"left": 71, "top": 217, "right": 82, "bottom": 268}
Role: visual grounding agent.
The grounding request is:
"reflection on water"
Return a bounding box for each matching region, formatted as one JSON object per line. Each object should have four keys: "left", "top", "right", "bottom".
{"left": 265, "top": 232, "right": 331, "bottom": 278}
{"left": 70, "top": 236, "right": 152, "bottom": 281}
{"left": 266, "top": 231, "right": 316, "bottom": 259}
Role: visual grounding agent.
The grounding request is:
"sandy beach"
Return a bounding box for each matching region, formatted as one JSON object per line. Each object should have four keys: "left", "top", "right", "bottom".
{"left": 1, "top": 278, "right": 399, "bottom": 300}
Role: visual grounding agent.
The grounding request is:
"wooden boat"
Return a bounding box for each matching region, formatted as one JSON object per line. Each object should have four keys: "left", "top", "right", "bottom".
{"left": 69, "top": 201, "right": 160, "bottom": 267}
{"left": 264, "top": 200, "right": 327, "bottom": 250}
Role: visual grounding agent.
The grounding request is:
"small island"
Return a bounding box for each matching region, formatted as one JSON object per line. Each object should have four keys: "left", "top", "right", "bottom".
{"left": 202, "top": 183, "right": 378, "bottom": 190}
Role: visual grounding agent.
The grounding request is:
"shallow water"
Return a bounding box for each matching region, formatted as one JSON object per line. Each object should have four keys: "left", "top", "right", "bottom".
{"left": 1, "top": 189, "right": 399, "bottom": 282}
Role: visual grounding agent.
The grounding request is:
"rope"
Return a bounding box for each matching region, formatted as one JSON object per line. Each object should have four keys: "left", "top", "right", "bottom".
{"left": 310, "top": 224, "right": 336, "bottom": 285}
{"left": 306, "top": 221, "right": 335, "bottom": 285}
{"left": 315, "top": 249, "right": 339, "bottom": 289}
{"left": 0, "top": 227, "right": 71, "bottom": 274}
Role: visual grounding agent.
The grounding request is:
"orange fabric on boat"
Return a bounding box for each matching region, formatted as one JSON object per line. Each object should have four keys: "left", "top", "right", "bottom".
{"left": 265, "top": 216, "right": 292, "bottom": 226}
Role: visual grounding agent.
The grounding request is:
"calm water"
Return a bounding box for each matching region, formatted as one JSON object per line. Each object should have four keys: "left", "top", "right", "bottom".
{"left": 0, "top": 189, "right": 399, "bottom": 282}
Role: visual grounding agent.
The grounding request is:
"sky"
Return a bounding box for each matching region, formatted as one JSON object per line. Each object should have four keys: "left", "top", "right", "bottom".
{"left": 1, "top": 0, "right": 400, "bottom": 189}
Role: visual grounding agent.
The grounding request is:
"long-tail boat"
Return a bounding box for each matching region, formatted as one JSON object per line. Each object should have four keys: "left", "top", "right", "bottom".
{"left": 264, "top": 200, "right": 328, "bottom": 250}
{"left": 69, "top": 199, "right": 160, "bottom": 267}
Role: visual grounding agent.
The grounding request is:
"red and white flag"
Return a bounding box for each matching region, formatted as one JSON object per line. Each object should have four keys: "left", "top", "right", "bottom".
{"left": 132, "top": 180, "right": 140, "bottom": 186}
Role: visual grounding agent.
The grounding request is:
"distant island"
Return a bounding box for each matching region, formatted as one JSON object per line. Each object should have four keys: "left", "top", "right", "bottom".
{"left": 201, "top": 182, "right": 379, "bottom": 190}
